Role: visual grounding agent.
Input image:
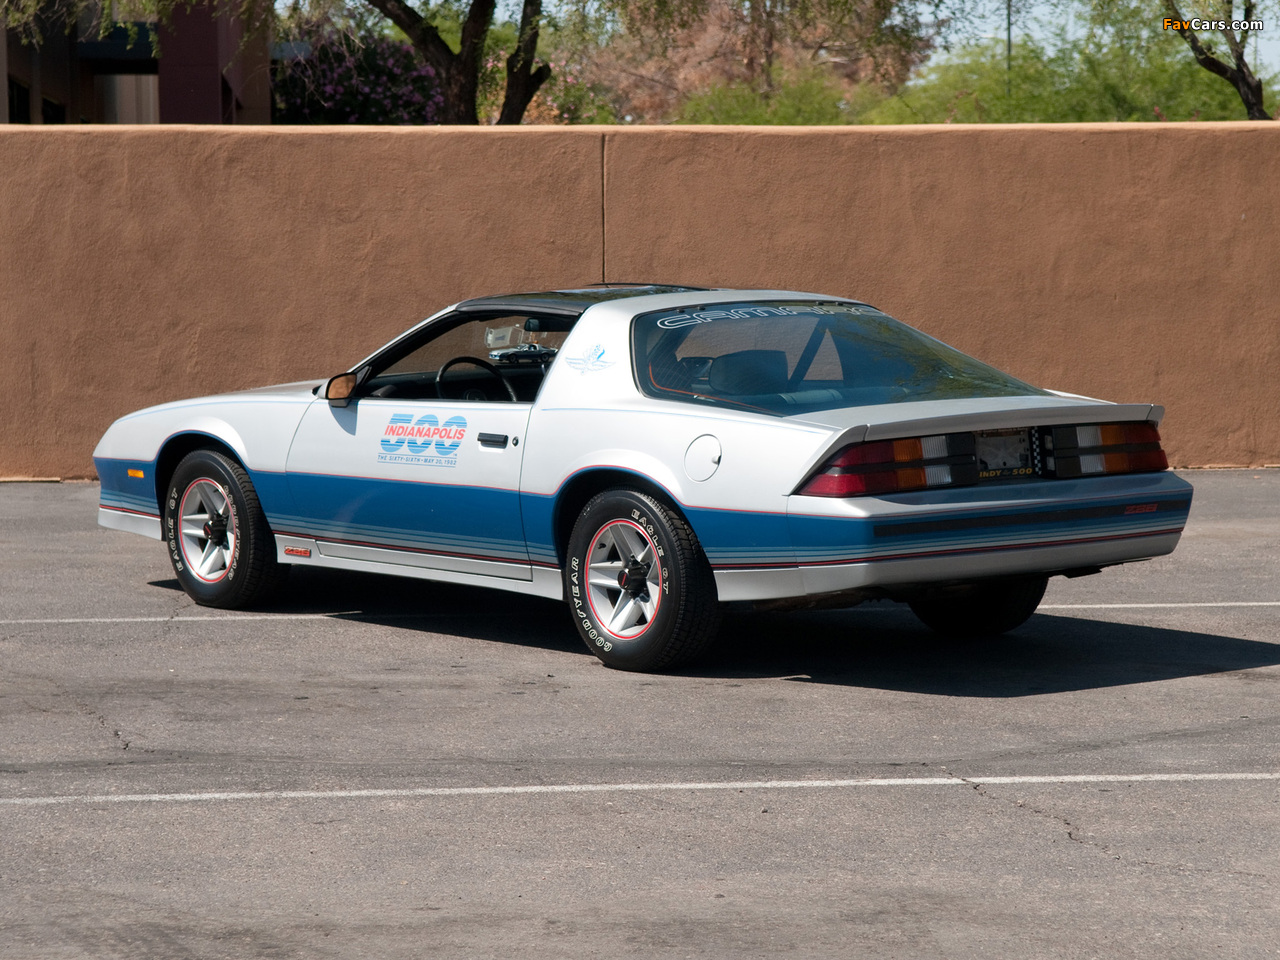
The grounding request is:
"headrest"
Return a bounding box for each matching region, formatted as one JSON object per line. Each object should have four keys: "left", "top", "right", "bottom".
{"left": 708, "top": 350, "right": 789, "bottom": 395}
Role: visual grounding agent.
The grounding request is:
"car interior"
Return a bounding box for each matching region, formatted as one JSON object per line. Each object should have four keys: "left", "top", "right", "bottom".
{"left": 359, "top": 313, "right": 574, "bottom": 403}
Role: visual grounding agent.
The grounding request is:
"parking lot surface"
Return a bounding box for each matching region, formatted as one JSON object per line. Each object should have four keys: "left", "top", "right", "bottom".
{"left": 1, "top": 471, "right": 1278, "bottom": 959}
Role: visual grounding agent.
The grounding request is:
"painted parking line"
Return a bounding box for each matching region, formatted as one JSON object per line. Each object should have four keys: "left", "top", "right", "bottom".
{"left": 1040, "top": 602, "right": 1280, "bottom": 609}
{"left": 4, "top": 602, "right": 1279, "bottom": 626}
{"left": 0, "top": 612, "right": 482, "bottom": 625}
{"left": 2, "top": 772, "right": 1277, "bottom": 808}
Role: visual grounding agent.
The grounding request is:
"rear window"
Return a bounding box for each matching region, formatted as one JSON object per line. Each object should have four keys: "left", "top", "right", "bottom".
{"left": 632, "top": 301, "right": 1049, "bottom": 416}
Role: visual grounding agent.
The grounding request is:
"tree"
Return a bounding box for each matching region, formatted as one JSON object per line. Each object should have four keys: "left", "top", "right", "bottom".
{"left": 356, "top": 0, "right": 551, "bottom": 122}
{"left": 575, "top": 0, "right": 939, "bottom": 121}
{"left": 0, "top": 0, "right": 553, "bottom": 123}
{"left": 274, "top": 11, "right": 445, "bottom": 123}
{"left": 865, "top": 0, "right": 1274, "bottom": 122}
{"left": 865, "top": 38, "right": 1268, "bottom": 122}
{"left": 1154, "top": 0, "right": 1272, "bottom": 117}
{"left": 1023, "top": 0, "right": 1275, "bottom": 119}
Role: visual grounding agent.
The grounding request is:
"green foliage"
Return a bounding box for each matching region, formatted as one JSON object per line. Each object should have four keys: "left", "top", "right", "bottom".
{"left": 863, "top": 0, "right": 1275, "bottom": 122}
{"left": 530, "top": 6, "right": 620, "bottom": 121}
{"left": 863, "top": 36, "right": 1269, "bottom": 122}
{"left": 675, "top": 66, "right": 887, "bottom": 122}
{"left": 530, "top": 57, "right": 619, "bottom": 121}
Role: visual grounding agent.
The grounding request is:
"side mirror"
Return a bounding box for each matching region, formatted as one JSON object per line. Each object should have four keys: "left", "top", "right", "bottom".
{"left": 326, "top": 372, "right": 358, "bottom": 408}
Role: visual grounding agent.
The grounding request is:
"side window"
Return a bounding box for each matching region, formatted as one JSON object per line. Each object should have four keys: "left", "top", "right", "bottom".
{"left": 364, "top": 314, "right": 571, "bottom": 402}
{"left": 380, "top": 322, "right": 484, "bottom": 378}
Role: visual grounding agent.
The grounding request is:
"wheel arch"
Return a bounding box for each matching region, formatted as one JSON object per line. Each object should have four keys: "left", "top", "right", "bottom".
{"left": 551, "top": 468, "right": 693, "bottom": 568}
{"left": 153, "top": 432, "right": 246, "bottom": 512}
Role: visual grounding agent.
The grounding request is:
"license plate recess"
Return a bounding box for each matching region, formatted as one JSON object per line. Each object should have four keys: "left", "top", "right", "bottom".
{"left": 974, "top": 428, "right": 1035, "bottom": 480}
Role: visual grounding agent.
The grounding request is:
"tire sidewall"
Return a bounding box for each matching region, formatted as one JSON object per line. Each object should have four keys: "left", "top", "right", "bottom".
{"left": 565, "top": 490, "right": 684, "bottom": 670}
{"left": 165, "top": 452, "right": 250, "bottom": 606}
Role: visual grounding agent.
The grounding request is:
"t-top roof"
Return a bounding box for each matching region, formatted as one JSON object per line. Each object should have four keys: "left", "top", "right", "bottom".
{"left": 455, "top": 284, "right": 711, "bottom": 317}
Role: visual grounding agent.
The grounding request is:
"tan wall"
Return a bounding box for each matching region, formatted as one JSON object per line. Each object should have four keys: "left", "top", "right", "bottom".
{"left": 2, "top": 123, "right": 1277, "bottom": 478}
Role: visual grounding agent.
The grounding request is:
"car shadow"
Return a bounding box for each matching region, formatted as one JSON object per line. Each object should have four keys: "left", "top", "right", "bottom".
{"left": 690, "top": 606, "right": 1280, "bottom": 696}
{"left": 150, "top": 569, "right": 1280, "bottom": 697}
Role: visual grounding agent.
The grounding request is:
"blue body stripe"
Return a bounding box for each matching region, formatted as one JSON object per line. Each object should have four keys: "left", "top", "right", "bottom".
{"left": 279, "top": 472, "right": 530, "bottom": 564}
{"left": 100, "top": 449, "right": 1193, "bottom": 577}
{"left": 95, "top": 457, "right": 160, "bottom": 516}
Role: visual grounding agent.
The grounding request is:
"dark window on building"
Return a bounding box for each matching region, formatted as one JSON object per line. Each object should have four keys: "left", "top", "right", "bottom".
{"left": 8, "top": 78, "right": 31, "bottom": 123}
{"left": 41, "top": 98, "right": 66, "bottom": 124}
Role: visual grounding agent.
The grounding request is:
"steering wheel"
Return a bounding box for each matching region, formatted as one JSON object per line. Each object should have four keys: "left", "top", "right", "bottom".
{"left": 435, "top": 356, "right": 519, "bottom": 402}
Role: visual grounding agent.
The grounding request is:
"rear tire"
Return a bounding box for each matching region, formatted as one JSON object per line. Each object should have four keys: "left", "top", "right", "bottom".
{"left": 908, "top": 576, "right": 1048, "bottom": 639}
{"left": 565, "top": 488, "right": 720, "bottom": 671}
{"left": 164, "top": 450, "right": 286, "bottom": 608}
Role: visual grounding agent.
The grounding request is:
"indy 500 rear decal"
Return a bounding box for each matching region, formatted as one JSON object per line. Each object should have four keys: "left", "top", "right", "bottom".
{"left": 379, "top": 413, "right": 467, "bottom": 467}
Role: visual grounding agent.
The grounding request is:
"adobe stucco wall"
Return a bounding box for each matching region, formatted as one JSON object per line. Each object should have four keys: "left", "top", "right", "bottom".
{"left": 1, "top": 123, "right": 1277, "bottom": 477}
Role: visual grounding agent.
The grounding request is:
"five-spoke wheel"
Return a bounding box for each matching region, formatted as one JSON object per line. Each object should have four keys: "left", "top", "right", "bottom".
{"left": 177, "top": 478, "right": 237, "bottom": 583}
{"left": 585, "top": 518, "right": 663, "bottom": 640}
{"left": 566, "top": 488, "right": 719, "bottom": 671}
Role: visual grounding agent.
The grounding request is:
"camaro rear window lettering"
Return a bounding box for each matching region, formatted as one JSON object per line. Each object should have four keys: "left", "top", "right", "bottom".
{"left": 655, "top": 305, "right": 803, "bottom": 329}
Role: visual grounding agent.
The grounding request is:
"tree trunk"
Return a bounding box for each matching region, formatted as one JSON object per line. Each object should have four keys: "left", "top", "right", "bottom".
{"left": 434, "top": 59, "right": 482, "bottom": 124}
{"left": 1229, "top": 64, "right": 1270, "bottom": 120}
{"left": 365, "top": 0, "right": 495, "bottom": 124}
{"left": 498, "top": 0, "right": 552, "bottom": 124}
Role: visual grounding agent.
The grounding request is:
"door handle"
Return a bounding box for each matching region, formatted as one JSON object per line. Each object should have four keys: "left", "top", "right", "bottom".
{"left": 478, "top": 433, "right": 509, "bottom": 448}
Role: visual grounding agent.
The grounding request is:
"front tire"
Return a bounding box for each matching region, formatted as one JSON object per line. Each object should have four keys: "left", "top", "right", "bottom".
{"left": 164, "top": 450, "right": 285, "bottom": 608}
{"left": 565, "top": 488, "right": 720, "bottom": 671}
{"left": 908, "top": 576, "right": 1048, "bottom": 639}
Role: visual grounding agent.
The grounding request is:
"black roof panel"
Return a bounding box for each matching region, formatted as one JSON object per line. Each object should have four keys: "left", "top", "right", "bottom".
{"left": 456, "top": 284, "right": 710, "bottom": 317}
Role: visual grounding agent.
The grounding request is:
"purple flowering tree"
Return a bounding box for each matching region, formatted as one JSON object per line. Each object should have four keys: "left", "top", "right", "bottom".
{"left": 274, "top": 26, "right": 445, "bottom": 123}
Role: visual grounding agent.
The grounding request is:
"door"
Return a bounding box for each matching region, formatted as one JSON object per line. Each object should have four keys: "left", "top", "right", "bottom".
{"left": 282, "top": 311, "right": 553, "bottom": 580}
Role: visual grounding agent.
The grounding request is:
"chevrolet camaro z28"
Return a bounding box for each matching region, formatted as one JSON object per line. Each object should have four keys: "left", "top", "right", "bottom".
{"left": 94, "top": 285, "right": 1193, "bottom": 670}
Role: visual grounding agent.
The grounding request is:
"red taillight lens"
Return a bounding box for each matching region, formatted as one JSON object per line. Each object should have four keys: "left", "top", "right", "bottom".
{"left": 830, "top": 441, "right": 894, "bottom": 467}
{"left": 800, "top": 436, "right": 953, "bottom": 497}
{"left": 801, "top": 469, "right": 903, "bottom": 496}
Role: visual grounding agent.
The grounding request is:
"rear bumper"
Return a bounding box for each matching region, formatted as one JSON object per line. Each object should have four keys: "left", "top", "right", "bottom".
{"left": 713, "top": 472, "right": 1192, "bottom": 601}
{"left": 797, "top": 530, "right": 1181, "bottom": 596}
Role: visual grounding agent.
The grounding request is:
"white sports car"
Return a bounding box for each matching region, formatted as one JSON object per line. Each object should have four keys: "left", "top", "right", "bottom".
{"left": 94, "top": 285, "right": 1193, "bottom": 670}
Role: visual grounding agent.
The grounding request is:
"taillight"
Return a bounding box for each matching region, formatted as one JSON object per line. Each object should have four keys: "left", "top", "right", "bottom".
{"left": 799, "top": 434, "right": 969, "bottom": 497}
{"left": 799, "top": 420, "right": 1169, "bottom": 498}
{"left": 1046, "top": 423, "right": 1168, "bottom": 478}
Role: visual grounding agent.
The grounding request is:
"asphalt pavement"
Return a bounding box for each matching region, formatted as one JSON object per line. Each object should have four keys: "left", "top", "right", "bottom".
{"left": 1, "top": 471, "right": 1278, "bottom": 959}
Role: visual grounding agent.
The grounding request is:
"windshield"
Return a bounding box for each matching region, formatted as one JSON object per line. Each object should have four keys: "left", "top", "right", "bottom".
{"left": 632, "top": 301, "right": 1049, "bottom": 416}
